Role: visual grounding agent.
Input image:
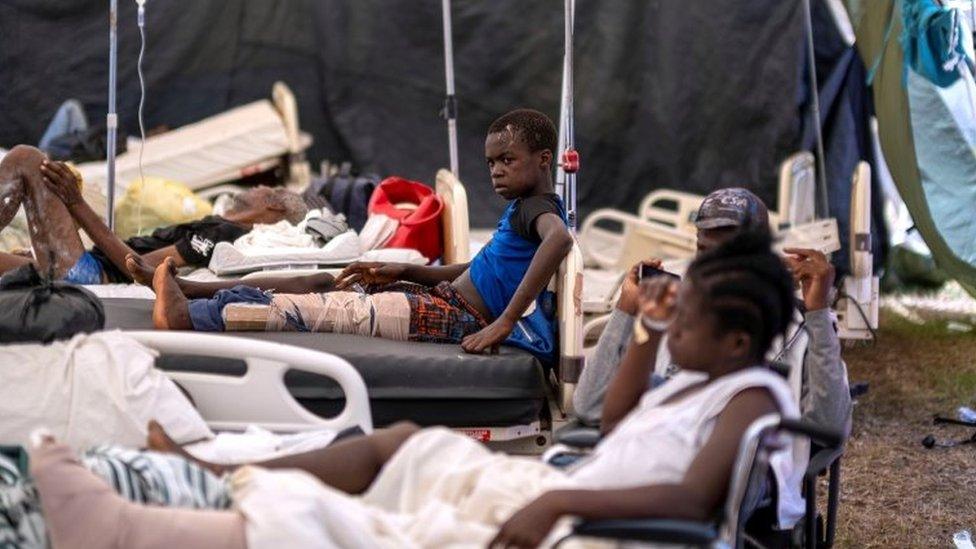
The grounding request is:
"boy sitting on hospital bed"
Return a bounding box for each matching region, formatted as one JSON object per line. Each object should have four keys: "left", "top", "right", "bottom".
{"left": 145, "top": 109, "right": 575, "bottom": 358}
{"left": 0, "top": 144, "right": 308, "bottom": 284}
{"left": 30, "top": 230, "right": 806, "bottom": 548}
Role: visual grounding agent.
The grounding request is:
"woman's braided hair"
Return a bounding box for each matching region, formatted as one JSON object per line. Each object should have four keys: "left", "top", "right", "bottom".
{"left": 685, "top": 229, "right": 796, "bottom": 361}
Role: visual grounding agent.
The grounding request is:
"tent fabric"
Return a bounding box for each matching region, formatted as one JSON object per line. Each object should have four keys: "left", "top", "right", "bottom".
{"left": 1, "top": 0, "right": 808, "bottom": 229}
{"left": 850, "top": 0, "right": 976, "bottom": 295}
{"left": 800, "top": 0, "right": 889, "bottom": 275}
{"left": 0, "top": 0, "right": 887, "bottom": 277}
{"left": 900, "top": 0, "right": 974, "bottom": 87}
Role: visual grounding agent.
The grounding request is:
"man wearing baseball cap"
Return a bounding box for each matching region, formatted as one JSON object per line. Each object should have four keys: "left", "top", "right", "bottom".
{"left": 575, "top": 187, "right": 851, "bottom": 440}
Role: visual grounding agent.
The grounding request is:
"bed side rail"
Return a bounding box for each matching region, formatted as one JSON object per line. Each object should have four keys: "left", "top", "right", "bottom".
{"left": 124, "top": 331, "right": 373, "bottom": 434}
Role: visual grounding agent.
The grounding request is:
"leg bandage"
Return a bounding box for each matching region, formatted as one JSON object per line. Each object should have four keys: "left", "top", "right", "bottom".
{"left": 260, "top": 291, "right": 411, "bottom": 340}
{"left": 31, "top": 442, "right": 246, "bottom": 549}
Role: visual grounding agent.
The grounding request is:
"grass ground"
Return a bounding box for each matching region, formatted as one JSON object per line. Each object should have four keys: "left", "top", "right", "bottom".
{"left": 835, "top": 310, "right": 976, "bottom": 546}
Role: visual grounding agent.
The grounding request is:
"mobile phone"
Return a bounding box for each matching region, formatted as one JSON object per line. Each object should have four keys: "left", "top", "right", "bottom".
{"left": 639, "top": 264, "right": 680, "bottom": 282}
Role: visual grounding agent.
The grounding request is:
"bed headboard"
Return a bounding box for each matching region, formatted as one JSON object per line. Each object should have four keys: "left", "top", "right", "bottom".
{"left": 556, "top": 241, "right": 585, "bottom": 414}
{"left": 436, "top": 169, "right": 471, "bottom": 265}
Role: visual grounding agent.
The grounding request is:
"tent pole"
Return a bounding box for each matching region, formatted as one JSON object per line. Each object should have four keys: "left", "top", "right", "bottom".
{"left": 441, "top": 0, "right": 459, "bottom": 178}
{"left": 106, "top": 0, "right": 119, "bottom": 230}
{"left": 560, "top": 0, "right": 578, "bottom": 232}
{"left": 802, "top": 0, "right": 830, "bottom": 219}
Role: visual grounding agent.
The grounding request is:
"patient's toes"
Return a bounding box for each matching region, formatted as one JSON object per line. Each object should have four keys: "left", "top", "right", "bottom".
{"left": 146, "top": 420, "right": 180, "bottom": 453}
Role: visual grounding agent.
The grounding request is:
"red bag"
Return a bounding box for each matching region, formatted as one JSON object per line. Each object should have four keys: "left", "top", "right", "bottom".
{"left": 367, "top": 177, "right": 444, "bottom": 262}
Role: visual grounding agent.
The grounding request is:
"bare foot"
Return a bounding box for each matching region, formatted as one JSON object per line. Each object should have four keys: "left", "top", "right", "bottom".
{"left": 151, "top": 257, "right": 193, "bottom": 330}
{"left": 146, "top": 420, "right": 187, "bottom": 454}
{"left": 146, "top": 420, "right": 228, "bottom": 476}
{"left": 124, "top": 253, "right": 157, "bottom": 286}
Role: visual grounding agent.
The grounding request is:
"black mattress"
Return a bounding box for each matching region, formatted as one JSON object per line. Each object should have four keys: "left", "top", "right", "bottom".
{"left": 103, "top": 298, "right": 549, "bottom": 427}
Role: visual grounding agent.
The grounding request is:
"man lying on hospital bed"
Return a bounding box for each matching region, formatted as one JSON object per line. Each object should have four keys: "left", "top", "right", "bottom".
{"left": 0, "top": 144, "right": 308, "bottom": 285}
{"left": 28, "top": 231, "right": 806, "bottom": 548}
{"left": 140, "top": 109, "right": 575, "bottom": 358}
{"left": 574, "top": 188, "right": 852, "bottom": 440}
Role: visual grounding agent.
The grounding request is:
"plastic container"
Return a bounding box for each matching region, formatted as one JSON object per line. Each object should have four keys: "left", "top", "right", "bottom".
{"left": 957, "top": 407, "right": 976, "bottom": 424}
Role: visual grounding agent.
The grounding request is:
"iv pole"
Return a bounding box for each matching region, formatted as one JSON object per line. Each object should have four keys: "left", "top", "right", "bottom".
{"left": 106, "top": 0, "right": 119, "bottom": 230}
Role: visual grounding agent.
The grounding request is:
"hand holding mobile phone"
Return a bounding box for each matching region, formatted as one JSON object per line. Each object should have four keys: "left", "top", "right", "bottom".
{"left": 639, "top": 264, "right": 680, "bottom": 282}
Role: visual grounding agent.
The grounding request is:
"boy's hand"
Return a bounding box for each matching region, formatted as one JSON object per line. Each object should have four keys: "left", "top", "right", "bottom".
{"left": 335, "top": 262, "right": 406, "bottom": 289}
{"left": 40, "top": 160, "right": 83, "bottom": 207}
{"left": 488, "top": 492, "right": 562, "bottom": 549}
{"left": 461, "top": 317, "right": 515, "bottom": 355}
{"left": 638, "top": 276, "right": 678, "bottom": 322}
{"left": 616, "top": 258, "right": 663, "bottom": 316}
{"left": 783, "top": 248, "right": 835, "bottom": 311}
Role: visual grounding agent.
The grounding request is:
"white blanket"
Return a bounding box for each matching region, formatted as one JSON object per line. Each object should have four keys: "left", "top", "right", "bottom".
{"left": 0, "top": 331, "right": 212, "bottom": 449}
{"left": 208, "top": 231, "right": 363, "bottom": 275}
{"left": 231, "top": 428, "right": 608, "bottom": 549}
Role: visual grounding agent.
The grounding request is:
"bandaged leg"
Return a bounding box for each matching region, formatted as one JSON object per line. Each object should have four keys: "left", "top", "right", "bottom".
{"left": 224, "top": 291, "right": 411, "bottom": 340}
{"left": 31, "top": 441, "right": 246, "bottom": 549}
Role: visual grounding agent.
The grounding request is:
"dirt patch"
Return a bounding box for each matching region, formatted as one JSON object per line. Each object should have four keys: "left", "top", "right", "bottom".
{"left": 836, "top": 311, "right": 976, "bottom": 547}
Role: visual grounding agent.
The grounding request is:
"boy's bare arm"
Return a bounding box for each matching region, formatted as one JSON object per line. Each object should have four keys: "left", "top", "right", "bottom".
{"left": 402, "top": 263, "right": 471, "bottom": 286}
{"left": 461, "top": 213, "right": 572, "bottom": 353}
{"left": 336, "top": 262, "right": 469, "bottom": 289}
{"left": 489, "top": 388, "right": 779, "bottom": 548}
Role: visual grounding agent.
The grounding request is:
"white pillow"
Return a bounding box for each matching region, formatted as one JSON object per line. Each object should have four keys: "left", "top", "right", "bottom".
{"left": 0, "top": 331, "right": 212, "bottom": 450}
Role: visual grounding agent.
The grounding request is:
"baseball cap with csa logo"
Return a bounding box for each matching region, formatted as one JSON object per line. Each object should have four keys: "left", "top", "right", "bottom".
{"left": 693, "top": 188, "right": 769, "bottom": 231}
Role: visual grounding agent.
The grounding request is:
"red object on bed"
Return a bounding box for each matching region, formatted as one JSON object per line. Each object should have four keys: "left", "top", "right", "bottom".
{"left": 368, "top": 177, "right": 444, "bottom": 263}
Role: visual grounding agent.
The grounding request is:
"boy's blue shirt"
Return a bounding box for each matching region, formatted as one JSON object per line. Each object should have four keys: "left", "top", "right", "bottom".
{"left": 469, "top": 195, "right": 568, "bottom": 363}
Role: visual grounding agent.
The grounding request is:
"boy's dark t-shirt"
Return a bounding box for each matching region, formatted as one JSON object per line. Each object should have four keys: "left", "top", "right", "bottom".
{"left": 509, "top": 193, "right": 563, "bottom": 242}
{"left": 90, "top": 215, "right": 248, "bottom": 282}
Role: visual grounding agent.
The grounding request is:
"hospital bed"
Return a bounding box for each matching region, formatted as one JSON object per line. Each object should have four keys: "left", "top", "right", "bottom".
{"left": 97, "top": 169, "right": 586, "bottom": 454}
{"left": 578, "top": 153, "right": 820, "bottom": 315}
{"left": 75, "top": 81, "right": 312, "bottom": 216}
{"left": 581, "top": 152, "right": 817, "bottom": 271}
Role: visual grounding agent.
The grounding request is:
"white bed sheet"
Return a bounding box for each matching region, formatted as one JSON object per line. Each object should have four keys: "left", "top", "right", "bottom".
{"left": 184, "top": 425, "right": 340, "bottom": 464}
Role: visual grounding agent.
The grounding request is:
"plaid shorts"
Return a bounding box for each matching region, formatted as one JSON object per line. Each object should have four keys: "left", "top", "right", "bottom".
{"left": 371, "top": 281, "right": 489, "bottom": 344}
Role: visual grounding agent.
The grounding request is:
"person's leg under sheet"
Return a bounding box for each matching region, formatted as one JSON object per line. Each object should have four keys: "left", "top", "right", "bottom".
{"left": 31, "top": 440, "right": 246, "bottom": 549}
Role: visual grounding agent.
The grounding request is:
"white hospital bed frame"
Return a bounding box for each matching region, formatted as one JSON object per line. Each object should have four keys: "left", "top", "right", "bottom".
{"left": 125, "top": 331, "right": 373, "bottom": 435}
{"left": 837, "top": 161, "right": 879, "bottom": 339}
{"left": 580, "top": 161, "right": 877, "bottom": 352}
{"left": 581, "top": 152, "right": 818, "bottom": 272}
{"left": 578, "top": 152, "right": 826, "bottom": 316}
{"left": 78, "top": 82, "right": 312, "bottom": 217}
